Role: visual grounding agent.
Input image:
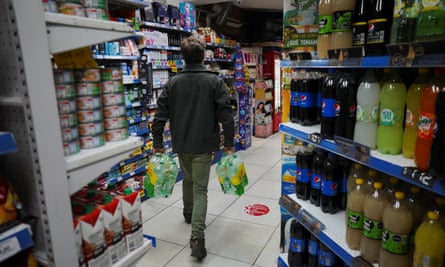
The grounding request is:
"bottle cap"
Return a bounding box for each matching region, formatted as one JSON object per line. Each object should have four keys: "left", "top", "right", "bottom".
{"left": 374, "top": 182, "right": 383, "bottom": 189}
{"left": 410, "top": 186, "right": 421, "bottom": 194}
{"left": 123, "top": 187, "right": 133, "bottom": 196}
{"left": 389, "top": 177, "right": 399, "bottom": 184}
{"left": 394, "top": 191, "right": 405, "bottom": 200}
{"left": 368, "top": 170, "right": 377, "bottom": 177}
{"left": 428, "top": 211, "right": 440, "bottom": 221}
{"left": 102, "top": 195, "right": 113, "bottom": 204}
{"left": 354, "top": 163, "right": 362, "bottom": 170}
{"left": 356, "top": 178, "right": 364, "bottom": 185}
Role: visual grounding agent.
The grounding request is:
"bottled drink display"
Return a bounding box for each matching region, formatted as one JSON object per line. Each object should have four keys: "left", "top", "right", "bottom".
{"left": 307, "top": 234, "right": 319, "bottom": 267}
{"left": 347, "top": 163, "right": 367, "bottom": 193}
{"left": 290, "top": 79, "right": 300, "bottom": 123}
{"left": 311, "top": 150, "right": 328, "bottom": 206}
{"left": 413, "top": 211, "right": 445, "bottom": 267}
{"left": 296, "top": 148, "right": 314, "bottom": 200}
{"left": 414, "top": 68, "right": 445, "bottom": 171}
{"left": 402, "top": 68, "right": 430, "bottom": 159}
{"left": 300, "top": 74, "right": 320, "bottom": 126}
{"left": 334, "top": 72, "right": 357, "bottom": 139}
{"left": 331, "top": 0, "right": 355, "bottom": 49}
{"left": 360, "top": 182, "right": 389, "bottom": 263}
{"left": 321, "top": 72, "right": 337, "bottom": 140}
{"left": 430, "top": 87, "right": 445, "bottom": 178}
{"left": 354, "top": 69, "right": 381, "bottom": 149}
{"left": 379, "top": 191, "right": 414, "bottom": 267}
{"left": 321, "top": 154, "right": 340, "bottom": 214}
{"left": 366, "top": 0, "right": 393, "bottom": 55}
{"left": 346, "top": 178, "right": 367, "bottom": 250}
{"left": 288, "top": 220, "right": 308, "bottom": 267}
{"left": 391, "top": 0, "right": 421, "bottom": 43}
{"left": 408, "top": 186, "right": 427, "bottom": 229}
{"left": 416, "top": 0, "right": 445, "bottom": 41}
{"left": 318, "top": 0, "right": 334, "bottom": 59}
{"left": 352, "top": 0, "right": 368, "bottom": 48}
{"left": 338, "top": 158, "right": 349, "bottom": 211}
{"left": 385, "top": 177, "right": 400, "bottom": 200}
{"left": 377, "top": 69, "right": 407, "bottom": 155}
{"left": 433, "top": 197, "right": 445, "bottom": 230}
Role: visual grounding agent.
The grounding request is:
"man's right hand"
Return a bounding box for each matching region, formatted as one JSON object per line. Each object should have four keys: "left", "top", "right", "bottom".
{"left": 153, "top": 148, "right": 165, "bottom": 154}
{"left": 223, "top": 146, "right": 235, "bottom": 155}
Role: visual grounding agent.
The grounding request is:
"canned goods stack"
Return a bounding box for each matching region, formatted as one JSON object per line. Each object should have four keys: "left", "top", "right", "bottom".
{"left": 55, "top": 0, "right": 110, "bottom": 20}
{"left": 100, "top": 67, "right": 129, "bottom": 142}
{"left": 75, "top": 68, "right": 106, "bottom": 149}
{"left": 54, "top": 69, "right": 81, "bottom": 156}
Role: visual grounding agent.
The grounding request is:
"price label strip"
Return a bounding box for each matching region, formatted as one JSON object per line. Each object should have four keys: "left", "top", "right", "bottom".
{"left": 53, "top": 47, "right": 98, "bottom": 69}
{"left": 401, "top": 167, "right": 435, "bottom": 188}
{"left": 296, "top": 208, "right": 324, "bottom": 235}
{"left": 307, "top": 132, "right": 321, "bottom": 145}
{"left": 279, "top": 195, "right": 301, "bottom": 217}
{"left": 334, "top": 136, "right": 370, "bottom": 163}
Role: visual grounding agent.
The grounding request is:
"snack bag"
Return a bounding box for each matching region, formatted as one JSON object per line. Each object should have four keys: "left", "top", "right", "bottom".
{"left": 216, "top": 153, "right": 248, "bottom": 196}
{"left": 144, "top": 153, "right": 178, "bottom": 198}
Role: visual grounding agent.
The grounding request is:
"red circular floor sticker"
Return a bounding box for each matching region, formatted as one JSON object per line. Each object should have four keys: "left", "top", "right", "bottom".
{"left": 243, "top": 204, "right": 270, "bottom": 216}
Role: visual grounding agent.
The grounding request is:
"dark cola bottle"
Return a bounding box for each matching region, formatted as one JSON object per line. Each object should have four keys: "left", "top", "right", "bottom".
{"left": 335, "top": 72, "right": 357, "bottom": 139}
{"left": 430, "top": 89, "right": 445, "bottom": 183}
{"left": 317, "top": 243, "right": 337, "bottom": 267}
{"left": 288, "top": 220, "right": 308, "bottom": 267}
{"left": 299, "top": 72, "right": 319, "bottom": 125}
{"left": 352, "top": 0, "right": 369, "bottom": 48}
{"left": 307, "top": 234, "right": 319, "bottom": 267}
{"left": 338, "top": 158, "right": 351, "bottom": 211}
{"left": 290, "top": 78, "right": 300, "bottom": 123}
{"left": 296, "top": 147, "right": 314, "bottom": 201}
{"left": 310, "top": 149, "right": 327, "bottom": 206}
{"left": 321, "top": 72, "right": 337, "bottom": 140}
{"left": 321, "top": 153, "right": 340, "bottom": 214}
{"left": 366, "top": 0, "right": 393, "bottom": 55}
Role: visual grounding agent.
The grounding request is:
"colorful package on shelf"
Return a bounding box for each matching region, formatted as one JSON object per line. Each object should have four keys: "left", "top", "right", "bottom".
{"left": 168, "top": 5, "right": 180, "bottom": 26}
{"left": 281, "top": 155, "right": 297, "bottom": 195}
{"left": 73, "top": 218, "right": 86, "bottom": 267}
{"left": 179, "top": 2, "right": 195, "bottom": 31}
{"left": 0, "top": 177, "right": 19, "bottom": 225}
{"left": 283, "top": 0, "right": 318, "bottom": 51}
{"left": 120, "top": 156, "right": 148, "bottom": 177}
{"left": 216, "top": 153, "right": 248, "bottom": 196}
{"left": 144, "top": 153, "right": 179, "bottom": 198}
{"left": 151, "top": 1, "right": 169, "bottom": 24}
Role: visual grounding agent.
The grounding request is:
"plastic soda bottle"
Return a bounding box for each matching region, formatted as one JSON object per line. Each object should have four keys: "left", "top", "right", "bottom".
{"left": 321, "top": 153, "right": 340, "bottom": 214}
{"left": 296, "top": 148, "right": 314, "bottom": 200}
{"left": 331, "top": 0, "right": 355, "bottom": 49}
{"left": 307, "top": 233, "right": 319, "bottom": 267}
{"left": 317, "top": 0, "right": 334, "bottom": 59}
{"left": 413, "top": 211, "right": 445, "bottom": 267}
{"left": 360, "top": 182, "right": 389, "bottom": 263}
{"left": 321, "top": 72, "right": 337, "bottom": 140}
{"left": 288, "top": 220, "right": 308, "bottom": 267}
{"left": 346, "top": 163, "right": 367, "bottom": 193}
{"left": 379, "top": 191, "right": 414, "bottom": 267}
{"left": 415, "top": 68, "right": 445, "bottom": 171}
{"left": 334, "top": 72, "right": 357, "bottom": 139}
{"left": 346, "top": 178, "right": 368, "bottom": 250}
{"left": 430, "top": 87, "right": 445, "bottom": 178}
{"left": 354, "top": 69, "right": 381, "bottom": 149}
{"left": 377, "top": 69, "right": 407, "bottom": 154}
{"left": 402, "top": 68, "right": 430, "bottom": 159}
{"left": 317, "top": 243, "right": 337, "bottom": 266}
{"left": 310, "top": 149, "right": 327, "bottom": 206}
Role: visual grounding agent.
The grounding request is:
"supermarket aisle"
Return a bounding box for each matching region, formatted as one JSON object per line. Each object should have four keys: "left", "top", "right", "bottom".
{"left": 136, "top": 133, "right": 283, "bottom": 267}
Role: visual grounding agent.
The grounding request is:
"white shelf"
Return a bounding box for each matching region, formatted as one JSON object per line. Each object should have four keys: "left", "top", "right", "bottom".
{"left": 45, "top": 12, "right": 135, "bottom": 54}
{"left": 0, "top": 223, "right": 33, "bottom": 262}
{"left": 66, "top": 136, "right": 143, "bottom": 194}
{"left": 113, "top": 238, "right": 152, "bottom": 267}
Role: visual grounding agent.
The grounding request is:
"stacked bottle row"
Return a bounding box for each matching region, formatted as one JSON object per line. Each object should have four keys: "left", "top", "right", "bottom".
{"left": 289, "top": 68, "right": 445, "bottom": 174}
{"left": 286, "top": 219, "right": 345, "bottom": 267}
{"left": 346, "top": 166, "right": 445, "bottom": 267}
{"left": 316, "top": 0, "right": 445, "bottom": 58}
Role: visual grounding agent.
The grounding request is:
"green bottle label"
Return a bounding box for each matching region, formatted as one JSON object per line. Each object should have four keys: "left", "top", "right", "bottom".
{"left": 363, "top": 217, "right": 384, "bottom": 240}
{"left": 356, "top": 105, "right": 364, "bottom": 122}
{"left": 371, "top": 106, "right": 379, "bottom": 123}
{"left": 381, "top": 230, "right": 410, "bottom": 254}
{"left": 333, "top": 10, "right": 353, "bottom": 32}
{"left": 347, "top": 209, "right": 364, "bottom": 229}
{"left": 380, "top": 108, "right": 403, "bottom": 126}
{"left": 319, "top": 15, "right": 333, "bottom": 34}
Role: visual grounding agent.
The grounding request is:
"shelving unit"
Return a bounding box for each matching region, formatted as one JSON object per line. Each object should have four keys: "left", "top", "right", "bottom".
{"left": 0, "top": 1, "right": 154, "bottom": 266}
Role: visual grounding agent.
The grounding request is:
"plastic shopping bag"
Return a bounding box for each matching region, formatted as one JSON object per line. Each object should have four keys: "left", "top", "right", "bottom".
{"left": 216, "top": 153, "right": 248, "bottom": 196}
{"left": 144, "top": 153, "right": 179, "bottom": 198}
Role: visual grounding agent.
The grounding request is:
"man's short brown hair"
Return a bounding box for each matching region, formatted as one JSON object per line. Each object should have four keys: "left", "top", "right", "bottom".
{"left": 181, "top": 36, "right": 205, "bottom": 64}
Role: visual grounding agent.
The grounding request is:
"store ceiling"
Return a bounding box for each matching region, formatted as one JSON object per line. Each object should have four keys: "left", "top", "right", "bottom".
{"left": 187, "top": 0, "right": 283, "bottom": 11}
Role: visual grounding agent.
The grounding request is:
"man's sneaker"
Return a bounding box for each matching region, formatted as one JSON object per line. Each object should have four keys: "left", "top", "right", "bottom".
{"left": 183, "top": 213, "right": 192, "bottom": 224}
{"left": 190, "top": 238, "right": 206, "bottom": 259}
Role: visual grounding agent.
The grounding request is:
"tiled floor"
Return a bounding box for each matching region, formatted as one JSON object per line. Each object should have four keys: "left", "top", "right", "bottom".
{"left": 135, "top": 133, "right": 283, "bottom": 267}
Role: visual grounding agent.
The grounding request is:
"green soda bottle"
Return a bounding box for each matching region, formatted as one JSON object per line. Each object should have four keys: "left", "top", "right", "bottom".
{"left": 377, "top": 69, "right": 407, "bottom": 155}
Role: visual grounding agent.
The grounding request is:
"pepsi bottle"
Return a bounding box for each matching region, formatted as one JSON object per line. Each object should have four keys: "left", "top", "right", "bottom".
{"left": 321, "top": 72, "right": 337, "bottom": 140}
{"left": 334, "top": 72, "right": 357, "bottom": 139}
{"left": 317, "top": 243, "right": 337, "bottom": 267}
{"left": 310, "top": 149, "right": 327, "bottom": 206}
{"left": 288, "top": 220, "right": 308, "bottom": 267}
{"left": 299, "top": 72, "right": 318, "bottom": 125}
{"left": 307, "top": 234, "right": 319, "bottom": 267}
{"left": 321, "top": 153, "right": 340, "bottom": 214}
{"left": 290, "top": 79, "right": 300, "bottom": 123}
{"left": 345, "top": 73, "right": 357, "bottom": 139}
{"left": 338, "top": 158, "right": 350, "bottom": 211}
{"left": 316, "top": 75, "right": 323, "bottom": 122}
{"left": 296, "top": 148, "right": 314, "bottom": 200}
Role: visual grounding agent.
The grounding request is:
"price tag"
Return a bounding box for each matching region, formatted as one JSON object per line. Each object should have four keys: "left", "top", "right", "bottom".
{"left": 279, "top": 195, "right": 301, "bottom": 217}
{"left": 171, "top": 66, "right": 178, "bottom": 73}
{"left": 0, "top": 237, "right": 21, "bottom": 262}
{"left": 351, "top": 256, "right": 373, "bottom": 267}
{"left": 307, "top": 133, "right": 321, "bottom": 145}
{"left": 53, "top": 47, "right": 98, "bottom": 69}
{"left": 334, "top": 136, "right": 370, "bottom": 163}
{"left": 401, "top": 167, "right": 435, "bottom": 188}
{"left": 297, "top": 209, "right": 324, "bottom": 235}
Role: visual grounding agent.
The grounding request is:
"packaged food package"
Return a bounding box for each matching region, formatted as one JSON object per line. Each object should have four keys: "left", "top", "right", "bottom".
{"left": 144, "top": 154, "right": 179, "bottom": 198}
{"left": 216, "top": 153, "right": 249, "bottom": 196}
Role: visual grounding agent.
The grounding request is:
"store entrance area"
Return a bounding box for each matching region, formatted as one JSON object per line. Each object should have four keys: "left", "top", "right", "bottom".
{"left": 136, "top": 134, "right": 282, "bottom": 266}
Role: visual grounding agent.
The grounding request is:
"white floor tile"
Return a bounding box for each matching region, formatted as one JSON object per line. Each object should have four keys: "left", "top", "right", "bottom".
{"left": 205, "top": 217, "right": 276, "bottom": 264}
{"left": 220, "top": 195, "right": 281, "bottom": 228}
{"left": 261, "top": 166, "right": 282, "bottom": 181}
{"left": 134, "top": 240, "right": 185, "bottom": 267}
{"left": 244, "top": 163, "right": 273, "bottom": 179}
{"left": 245, "top": 179, "right": 281, "bottom": 200}
{"left": 143, "top": 206, "right": 217, "bottom": 246}
{"left": 243, "top": 153, "right": 281, "bottom": 167}
{"left": 165, "top": 247, "right": 252, "bottom": 267}
{"left": 141, "top": 201, "right": 169, "bottom": 223}
{"left": 253, "top": 226, "right": 281, "bottom": 267}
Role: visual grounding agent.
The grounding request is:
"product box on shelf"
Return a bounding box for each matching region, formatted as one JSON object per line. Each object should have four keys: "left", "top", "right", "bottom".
{"left": 73, "top": 219, "right": 86, "bottom": 267}
{"left": 179, "top": 2, "right": 195, "bottom": 31}
{"left": 116, "top": 188, "right": 144, "bottom": 253}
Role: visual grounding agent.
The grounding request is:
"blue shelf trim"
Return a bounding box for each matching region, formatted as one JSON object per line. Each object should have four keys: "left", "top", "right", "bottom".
{"left": 280, "top": 56, "right": 391, "bottom": 68}
{"left": 123, "top": 79, "right": 141, "bottom": 85}
{"left": 151, "top": 65, "right": 171, "bottom": 70}
{"left": 126, "top": 101, "right": 142, "bottom": 109}
{"left": 108, "top": 165, "right": 147, "bottom": 184}
{"left": 143, "top": 234, "right": 157, "bottom": 248}
{"left": 129, "top": 128, "right": 149, "bottom": 136}
{"left": 147, "top": 103, "right": 158, "bottom": 109}
{"left": 120, "top": 151, "right": 150, "bottom": 166}
{"left": 93, "top": 55, "right": 140, "bottom": 60}
{"left": 0, "top": 132, "right": 17, "bottom": 156}
{"left": 128, "top": 116, "right": 147, "bottom": 124}
{"left": 279, "top": 123, "right": 445, "bottom": 196}
{"left": 277, "top": 254, "right": 288, "bottom": 267}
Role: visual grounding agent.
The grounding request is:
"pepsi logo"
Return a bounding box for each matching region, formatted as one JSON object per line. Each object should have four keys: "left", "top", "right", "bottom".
{"left": 296, "top": 170, "right": 302, "bottom": 176}
{"left": 331, "top": 183, "right": 338, "bottom": 190}
{"left": 334, "top": 103, "right": 340, "bottom": 112}
{"left": 349, "top": 104, "right": 356, "bottom": 113}
{"left": 368, "top": 23, "right": 375, "bottom": 34}
{"left": 321, "top": 101, "right": 326, "bottom": 109}
{"left": 313, "top": 176, "right": 321, "bottom": 183}
{"left": 300, "top": 95, "right": 307, "bottom": 102}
